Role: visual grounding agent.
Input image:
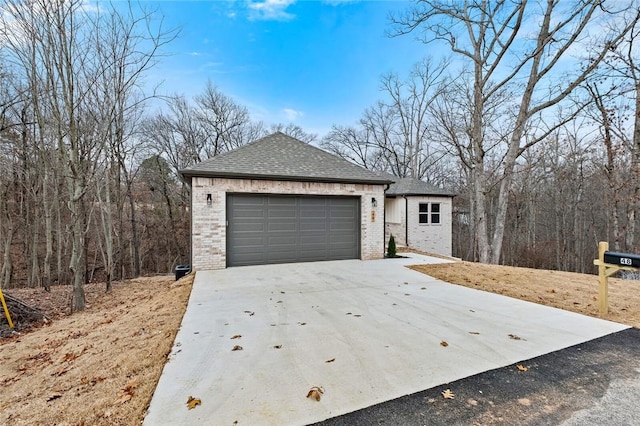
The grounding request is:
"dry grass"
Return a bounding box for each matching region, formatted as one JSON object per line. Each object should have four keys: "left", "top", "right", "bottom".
{"left": 410, "top": 261, "right": 640, "bottom": 328}
{"left": 0, "top": 274, "right": 193, "bottom": 426}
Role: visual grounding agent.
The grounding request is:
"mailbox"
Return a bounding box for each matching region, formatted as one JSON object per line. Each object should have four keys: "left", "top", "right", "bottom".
{"left": 603, "top": 251, "right": 640, "bottom": 268}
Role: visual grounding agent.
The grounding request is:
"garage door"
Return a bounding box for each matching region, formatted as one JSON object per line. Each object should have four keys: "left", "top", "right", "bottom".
{"left": 226, "top": 194, "right": 360, "bottom": 267}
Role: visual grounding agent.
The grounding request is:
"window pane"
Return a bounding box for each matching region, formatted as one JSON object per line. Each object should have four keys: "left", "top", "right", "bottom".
{"left": 431, "top": 213, "right": 440, "bottom": 224}
{"left": 419, "top": 214, "right": 429, "bottom": 224}
{"left": 431, "top": 203, "right": 440, "bottom": 213}
{"left": 419, "top": 203, "right": 429, "bottom": 212}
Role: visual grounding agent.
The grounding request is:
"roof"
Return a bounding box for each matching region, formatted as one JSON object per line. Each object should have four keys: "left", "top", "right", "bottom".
{"left": 385, "top": 175, "right": 455, "bottom": 197}
{"left": 179, "top": 132, "right": 393, "bottom": 185}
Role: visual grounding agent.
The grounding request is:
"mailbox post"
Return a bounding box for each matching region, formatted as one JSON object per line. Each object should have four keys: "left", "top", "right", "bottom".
{"left": 593, "top": 241, "right": 639, "bottom": 314}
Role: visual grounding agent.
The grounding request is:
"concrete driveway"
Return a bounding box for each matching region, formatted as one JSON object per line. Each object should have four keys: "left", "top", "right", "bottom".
{"left": 144, "top": 254, "right": 627, "bottom": 425}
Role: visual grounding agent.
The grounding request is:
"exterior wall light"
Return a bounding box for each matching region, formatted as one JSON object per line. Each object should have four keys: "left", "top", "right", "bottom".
{"left": 206, "top": 193, "right": 212, "bottom": 206}
{"left": 372, "top": 197, "right": 377, "bottom": 208}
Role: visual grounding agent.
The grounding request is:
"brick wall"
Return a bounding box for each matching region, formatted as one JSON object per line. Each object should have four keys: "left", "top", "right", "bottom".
{"left": 406, "top": 196, "right": 453, "bottom": 256}
{"left": 190, "top": 177, "right": 386, "bottom": 270}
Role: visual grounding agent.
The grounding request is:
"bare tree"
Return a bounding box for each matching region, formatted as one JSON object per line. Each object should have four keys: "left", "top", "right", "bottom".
{"left": 392, "top": 0, "right": 637, "bottom": 263}
{"left": 322, "top": 57, "right": 451, "bottom": 184}
{"left": 269, "top": 122, "right": 317, "bottom": 143}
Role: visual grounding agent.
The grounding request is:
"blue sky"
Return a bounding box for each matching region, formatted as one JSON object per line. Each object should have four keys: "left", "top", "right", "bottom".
{"left": 145, "top": 0, "right": 429, "bottom": 136}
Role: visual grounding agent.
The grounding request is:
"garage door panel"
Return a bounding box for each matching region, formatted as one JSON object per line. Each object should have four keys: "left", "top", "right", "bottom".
{"left": 299, "top": 234, "right": 327, "bottom": 244}
{"left": 268, "top": 207, "right": 296, "bottom": 219}
{"left": 234, "top": 223, "right": 264, "bottom": 232}
{"left": 233, "top": 236, "right": 266, "bottom": 246}
{"left": 267, "top": 222, "right": 296, "bottom": 232}
{"left": 267, "top": 235, "right": 298, "bottom": 245}
{"left": 227, "top": 194, "right": 360, "bottom": 267}
{"left": 299, "top": 220, "right": 327, "bottom": 232}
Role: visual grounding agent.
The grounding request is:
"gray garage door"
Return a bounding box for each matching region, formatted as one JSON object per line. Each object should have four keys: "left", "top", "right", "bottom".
{"left": 226, "top": 194, "right": 360, "bottom": 267}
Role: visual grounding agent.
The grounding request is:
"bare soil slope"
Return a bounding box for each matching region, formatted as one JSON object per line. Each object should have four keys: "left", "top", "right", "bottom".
{"left": 0, "top": 275, "right": 193, "bottom": 426}
{"left": 410, "top": 261, "right": 640, "bottom": 328}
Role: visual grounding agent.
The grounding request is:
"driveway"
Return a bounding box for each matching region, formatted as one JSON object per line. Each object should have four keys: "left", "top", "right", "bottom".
{"left": 144, "top": 254, "right": 627, "bottom": 425}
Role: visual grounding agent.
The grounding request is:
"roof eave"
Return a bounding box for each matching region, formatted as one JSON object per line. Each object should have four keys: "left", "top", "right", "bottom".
{"left": 385, "top": 192, "right": 456, "bottom": 197}
{"left": 179, "top": 170, "right": 393, "bottom": 186}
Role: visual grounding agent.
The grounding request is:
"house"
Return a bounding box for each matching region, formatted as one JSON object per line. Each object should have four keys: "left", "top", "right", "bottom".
{"left": 180, "top": 132, "right": 393, "bottom": 270}
{"left": 384, "top": 177, "right": 455, "bottom": 256}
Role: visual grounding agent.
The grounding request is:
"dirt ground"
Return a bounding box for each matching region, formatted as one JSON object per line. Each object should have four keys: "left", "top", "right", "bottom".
{"left": 1, "top": 259, "right": 638, "bottom": 426}
{"left": 0, "top": 274, "right": 193, "bottom": 426}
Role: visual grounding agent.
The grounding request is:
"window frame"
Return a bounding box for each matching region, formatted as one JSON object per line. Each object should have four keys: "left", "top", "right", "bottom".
{"left": 418, "top": 202, "right": 442, "bottom": 225}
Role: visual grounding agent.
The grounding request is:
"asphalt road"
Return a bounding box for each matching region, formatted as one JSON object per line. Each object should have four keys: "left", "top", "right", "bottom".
{"left": 315, "top": 327, "right": 640, "bottom": 426}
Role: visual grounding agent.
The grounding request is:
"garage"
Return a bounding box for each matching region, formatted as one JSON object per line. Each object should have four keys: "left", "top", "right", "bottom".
{"left": 226, "top": 194, "right": 360, "bottom": 267}
{"left": 180, "top": 132, "right": 391, "bottom": 270}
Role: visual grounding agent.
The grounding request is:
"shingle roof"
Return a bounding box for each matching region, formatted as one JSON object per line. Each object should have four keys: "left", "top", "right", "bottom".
{"left": 180, "top": 132, "right": 393, "bottom": 185}
{"left": 385, "top": 175, "right": 455, "bottom": 197}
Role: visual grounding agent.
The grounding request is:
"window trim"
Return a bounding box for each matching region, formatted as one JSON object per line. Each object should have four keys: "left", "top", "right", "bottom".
{"left": 418, "top": 202, "right": 442, "bottom": 225}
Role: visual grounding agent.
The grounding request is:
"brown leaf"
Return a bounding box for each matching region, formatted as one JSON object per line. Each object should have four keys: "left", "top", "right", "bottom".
{"left": 114, "top": 392, "right": 132, "bottom": 405}
{"left": 325, "top": 358, "right": 336, "bottom": 363}
{"left": 441, "top": 389, "right": 455, "bottom": 399}
{"left": 306, "top": 386, "right": 324, "bottom": 401}
{"left": 516, "top": 364, "right": 528, "bottom": 372}
{"left": 440, "top": 341, "right": 449, "bottom": 347}
{"left": 231, "top": 345, "right": 243, "bottom": 351}
{"left": 53, "top": 366, "right": 69, "bottom": 377}
{"left": 508, "top": 334, "right": 524, "bottom": 340}
{"left": 230, "top": 335, "right": 242, "bottom": 339}
{"left": 186, "top": 396, "right": 201, "bottom": 410}
{"left": 62, "top": 352, "right": 79, "bottom": 362}
{"left": 47, "top": 393, "right": 63, "bottom": 402}
{"left": 273, "top": 345, "right": 282, "bottom": 349}
{"left": 124, "top": 379, "right": 140, "bottom": 391}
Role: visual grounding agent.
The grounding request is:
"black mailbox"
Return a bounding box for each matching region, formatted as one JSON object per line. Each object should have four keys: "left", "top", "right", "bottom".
{"left": 603, "top": 251, "right": 640, "bottom": 268}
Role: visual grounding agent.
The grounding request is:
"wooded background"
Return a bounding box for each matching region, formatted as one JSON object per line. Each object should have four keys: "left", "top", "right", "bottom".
{"left": 1, "top": 0, "right": 639, "bottom": 311}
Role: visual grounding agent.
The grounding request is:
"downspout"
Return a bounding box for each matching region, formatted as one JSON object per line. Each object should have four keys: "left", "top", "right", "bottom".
{"left": 383, "top": 183, "right": 390, "bottom": 256}
{"left": 403, "top": 195, "right": 409, "bottom": 248}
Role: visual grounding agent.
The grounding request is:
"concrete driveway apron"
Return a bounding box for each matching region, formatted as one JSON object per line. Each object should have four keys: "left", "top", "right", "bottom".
{"left": 144, "top": 254, "right": 627, "bottom": 425}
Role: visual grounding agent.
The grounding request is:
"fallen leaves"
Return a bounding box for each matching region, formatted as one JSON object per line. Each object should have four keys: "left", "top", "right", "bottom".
{"left": 468, "top": 331, "right": 480, "bottom": 335}
{"left": 273, "top": 345, "right": 282, "bottom": 349}
{"left": 440, "top": 341, "right": 449, "bottom": 347}
{"left": 114, "top": 380, "right": 139, "bottom": 406}
{"left": 441, "top": 389, "right": 455, "bottom": 399}
{"left": 516, "top": 364, "right": 528, "bottom": 372}
{"left": 244, "top": 311, "right": 255, "bottom": 316}
{"left": 230, "top": 335, "right": 242, "bottom": 339}
{"left": 186, "top": 396, "right": 201, "bottom": 410}
{"left": 306, "top": 386, "right": 324, "bottom": 401}
{"left": 325, "top": 358, "right": 336, "bottom": 363}
{"left": 231, "top": 345, "right": 243, "bottom": 351}
{"left": 508, "top": 334, "right": 525, "bottom": 341}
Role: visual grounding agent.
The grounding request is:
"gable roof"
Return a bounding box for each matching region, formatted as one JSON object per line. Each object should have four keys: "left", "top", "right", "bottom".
{"left": 180, "top": 132, "right": 393, "bottom": 185}
{"left": 385, "top": 175, "right": 455, "bottom": 197}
